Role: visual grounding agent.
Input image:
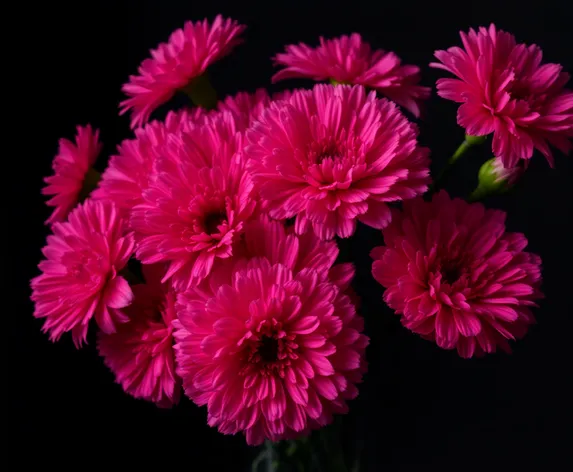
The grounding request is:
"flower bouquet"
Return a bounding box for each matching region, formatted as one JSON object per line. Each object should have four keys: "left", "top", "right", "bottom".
{"left": 32, "top": 15, "right": 571, "bottom": 471}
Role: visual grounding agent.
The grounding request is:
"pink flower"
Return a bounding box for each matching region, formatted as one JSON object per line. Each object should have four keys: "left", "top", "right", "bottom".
{"left": 182, "top": 89, "right": 272, "bottom": 131}
{"left": 131, "top": 112, "right": 256, "bottom": 290}
{"left": 246, "top": 84, "right": 431, "bottom": 240}
{"left": 371, "top": 191, "right": 543, "bottom": 358}
{"left": 272, "top": 33, "right": 430, "bottom": 117}
{"left": 98, "top": 264, "right": 181, "bottom": 408}
{"left": 93, "top": 120, "right": 171, "bottom": 219}
{"left": 31, "top": 200, "right": 135, "bottom": 347}
{"left": 431, "top": 24, "right": 573, "bottom": 168}
{"left": 217, "top": 89, "right": 271, "bottom": 130}
{"left": 43, "top": 125, "right": 102, "bottom": 224}
{"left": 120, "top": 15, "right": 245, "bottom": 128}
{"left": 173, "top": 223, "right": 368, "bottom": 444}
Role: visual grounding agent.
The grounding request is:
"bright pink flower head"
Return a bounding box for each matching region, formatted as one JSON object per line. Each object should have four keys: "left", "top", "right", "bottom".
{"left": 93, "top": 120, "right": 171, "bottom": 219}
{"left": 246, "top": 84, "right": 431, "bottom": 240}
{"left": 98, "top": 264, "right": 181, "bottom": 408}
{"left": 272, "top": 33, "right": 430, "bottom": 117}
{"left": 43, "top": 125, "right": 102, "bottom": 224}
{"left": 174, "top": 219, "right": 368, "bottom": 444}
{"left": 120, "top": 15, "right": 245, "bottom": 128}
{"left": 31, "top": 200, "right": 135, "bottom": 347}
{"left": 371, "top": 191, "right": 543, "bottom": 358}
{"left": 431, "top": 24, "right": 573, "bottom": 168}
{"left": 131, "top": 112, "right": 256, "bottom": 290}
{"left": 94, "top": 106, "right": 225, "bottom": 222}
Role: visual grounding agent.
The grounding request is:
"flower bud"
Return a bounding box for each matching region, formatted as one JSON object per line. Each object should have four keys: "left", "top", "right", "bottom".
{"left": 470, "top": 157, "right": 525, "bottom": 200}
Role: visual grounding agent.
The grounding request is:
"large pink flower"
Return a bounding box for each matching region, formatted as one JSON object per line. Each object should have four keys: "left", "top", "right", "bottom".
{"left": 120, "top": 15, "right": 245, "bottom": 128}
{"left": 31, "top": 200, "right": 135, "bottom": 347}
{"left": 98, "top": 264, "right": 180, "bottom": 408}
{"left": 431, "top": 24, "right": 573, "bottom": 168}
{"left": 272, "top": 34, "right": 430, "bottom": 117}
{"left": 131, "top": 112, "right": 256, "bottom": 290}
{"left": 174, "top": 219, "right": 368, "bottom": 444}
{"left": 43, "top": 125, "right": 102, "bottom": 224}
{"left": 246, "top": 84, "right": 430, "bottom": 240}
{"left": 371, "top": 191, "right": 543, "bottom": 358}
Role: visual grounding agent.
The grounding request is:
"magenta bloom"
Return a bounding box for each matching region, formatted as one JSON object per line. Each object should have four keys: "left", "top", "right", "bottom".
{"left": 120, "top": 15, "right": 245, "bottom": 128}
{"left": 217, "top": 89, "right": 271, "bottom": 130}
{"left": 93, "top": 121, "right": 168, "bottom": 219}
{"left": 98, "top": 264, "right": 180, "bottom": 408}
{"left": 181, "top": 89, "right": 272, "bottom": 131}
{"left": 431, "top": 24, "right": 573, "bottom": 167}
{"left": 43, "top": 125, "right": 102, "bottom": 224}
{"left": 371, "top": 191, "right": 543, "bottom": 358}
{"left": 131, "top": 113, "right": 256, "bottom": 289}
{"left": 272, "top": 33, "right": 430, "bottom": 117}
{"left": 246, "top": 84, "right": 431, "bottom": 240}
{"left": 31, "top": 200, "right": 135, "bottom": 347}
{"left": 174, "top": 219, "right": 367, "bottom": 444}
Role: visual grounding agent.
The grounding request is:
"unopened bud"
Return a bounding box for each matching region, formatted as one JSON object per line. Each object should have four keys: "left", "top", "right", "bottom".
{"left": 470, "top": 157, "right": 525, "bottom": 200}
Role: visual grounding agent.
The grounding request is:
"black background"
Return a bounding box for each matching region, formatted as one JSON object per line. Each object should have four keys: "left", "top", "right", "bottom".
{"left": 11, "top": 0, "right": 572, "bottom": 469}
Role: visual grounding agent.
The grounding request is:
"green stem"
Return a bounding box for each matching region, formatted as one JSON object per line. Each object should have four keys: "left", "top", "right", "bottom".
{"left": 181, "top": 73, "right": 218, "bottom": 110}
{"left": 430, "top": 134, "right": 486, "bottom": 192}
{"left": 78, "top": 167, "right": 101, "bottom": 202}
{"left": 265, "top": 440, "right": 276, "bottom": 472}
{"left": 468, "top": 185, "right": 488, "bottom": 202}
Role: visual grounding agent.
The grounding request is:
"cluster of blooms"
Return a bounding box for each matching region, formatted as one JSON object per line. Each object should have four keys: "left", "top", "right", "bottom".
{"left": 32, "top": 15, "right": 570, "bottom": 446}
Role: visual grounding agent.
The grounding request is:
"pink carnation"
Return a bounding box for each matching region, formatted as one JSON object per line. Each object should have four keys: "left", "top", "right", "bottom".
{"left": 174, "top": 218, "right": 367, "bottom": 444}
{"left": 98, "top": 264, "right": 180, "bottom": 408}
{"left": 43, "top": 125, "right": 102, "bottom": 224}
{"left": 131, "top": 112, "right": 256, "bottom": 290}
{"left": 31, "top": 200, "right": 135, "bottom": 347}
{"left": 272, "top": 34, "right": 430, "bottom": 117}
{"left": 371, "top": 191, "right": 543, "bottom": 358}
{"left": 246, "top": 84, "right": 430, "bottom": 240}
{"left": 120, "top": 15, "right": 245, "bottom": 128}
{"left": 431, "top": 24, "right": 573, "bottom": 168}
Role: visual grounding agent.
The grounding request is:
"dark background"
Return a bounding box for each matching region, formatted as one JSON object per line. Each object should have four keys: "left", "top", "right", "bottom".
{"left": 11, "top": 0, "right": 572, "bottom": 468}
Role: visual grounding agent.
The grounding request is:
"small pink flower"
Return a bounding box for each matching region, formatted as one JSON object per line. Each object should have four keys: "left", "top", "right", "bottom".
{"left": 217, "top": 89, "right": 271, "bottom": 130}
{"left": 174, "top": 221, "right": 368, "bottom": 444}
{"left": 371, "top": 191, "right": 543, "bottom": 358}
{"left": 98, "top": 264, "right": 181, "bottom": 408}
{"left": 246, "top": 84, "right": 430, "bottom": 240}
{"left": 43, "top": 125, "right": 102, "bottom": 224}
{"left": 131, "top": 112, "right": 256, "bottom": 290}
{"left": 120, "top": 15, "right": 245, "bottom": 128}
{"left": 31, "top": 200, "right": 135, "bottom": 347}
{"left": 272, "top": 33, "right": 430, "bottom": 117}
{"left": 431, "top": 24, "right": 573, "bottom": 168}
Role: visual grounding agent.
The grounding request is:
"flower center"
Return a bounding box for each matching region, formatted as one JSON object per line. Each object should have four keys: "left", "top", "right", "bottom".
{"left": 239, "top": 318, "right": 299, "bottom": 376}
{"left": 257, "top": 335, "right": 279, "bottom": 363}
{"left": 316, "top": 143, "right": 342, "bottom": 163}
{"left": 203, "top": 211, "right": 226, "bottom": 235}
{"left": 440, "top": 259, "right": 463, "bottom": 285}
{"left": 509, "top": 80, "right": 533, "bottom": 102}
{"left": 308, "top": 138, "right": 344, "bottom": 164}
